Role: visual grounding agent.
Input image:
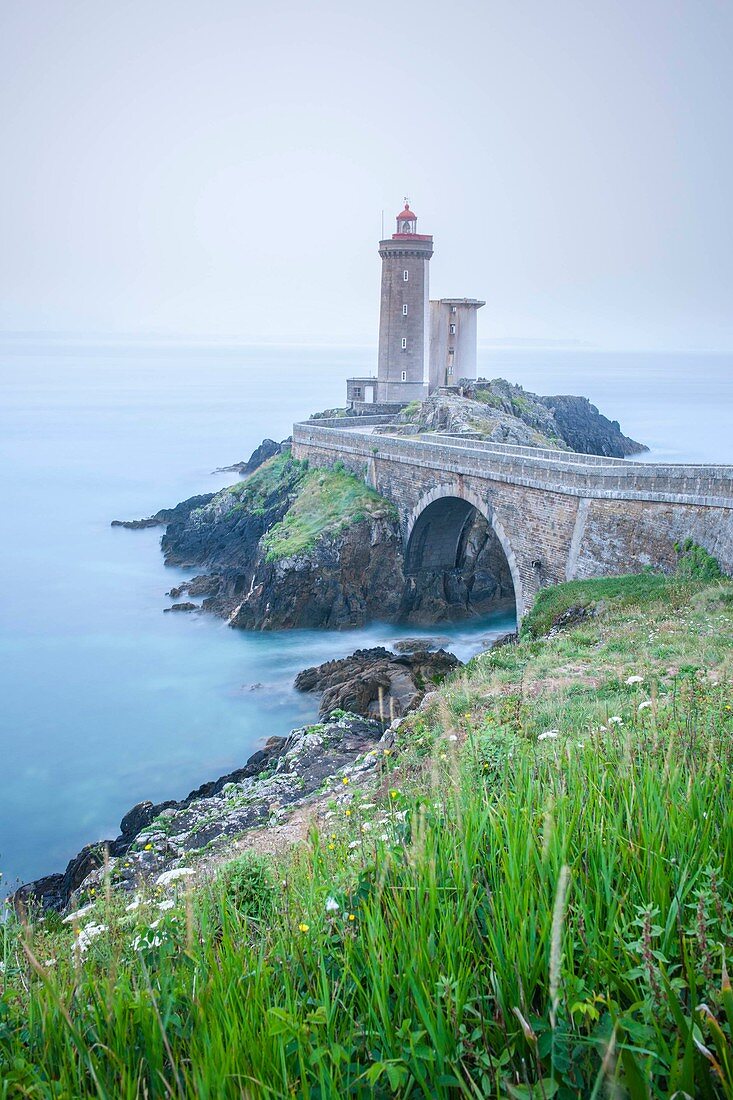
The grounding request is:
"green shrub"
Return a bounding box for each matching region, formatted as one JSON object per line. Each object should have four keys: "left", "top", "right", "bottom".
{"left": 215, "top": 851, "right": 275, "bottom": 922}
{"left": 675, "top": 537, "right": 723, "bottom": 580}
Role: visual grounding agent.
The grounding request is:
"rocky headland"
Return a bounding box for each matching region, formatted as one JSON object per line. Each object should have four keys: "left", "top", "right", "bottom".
{"left": 111, "top": 380, "right": 643, "bottom": 633}
{"left": 383, "top": 377, "right": 647, "bottom": 457}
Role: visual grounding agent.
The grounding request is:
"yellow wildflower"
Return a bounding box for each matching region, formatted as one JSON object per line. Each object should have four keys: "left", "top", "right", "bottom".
{"left": 298, "top": 922, "right": 310, "bottom": 933}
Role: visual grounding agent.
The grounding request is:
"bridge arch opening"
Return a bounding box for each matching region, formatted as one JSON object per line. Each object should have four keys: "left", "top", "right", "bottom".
{"left": 401, "top": 495, "right": 517, "bottom": 622}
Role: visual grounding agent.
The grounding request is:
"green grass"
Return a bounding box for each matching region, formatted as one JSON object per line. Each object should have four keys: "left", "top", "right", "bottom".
{"left": 3, "top": 574, "right": 733, "bottom": 1097}
{"left": 401, "top": 401, "right": 422, "bottom": 421}
{"left": 523, "top": 542, "right": 723, "bottom": 639}
{"left": 522, "top": 572, "right": 670, "bottom": 638}
{"left": 471, "top": 388, "right": 503, "bottom": 409}
{"left": 262, "top": 465, "right": 397, "bottom": 561}
{"left": 225, "top": 449, "right": 305, "bottom": 515}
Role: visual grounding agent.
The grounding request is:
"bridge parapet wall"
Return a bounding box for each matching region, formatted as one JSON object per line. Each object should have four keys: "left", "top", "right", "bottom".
{"left": 294, "top": 422, "right": 733, "bottom": 507}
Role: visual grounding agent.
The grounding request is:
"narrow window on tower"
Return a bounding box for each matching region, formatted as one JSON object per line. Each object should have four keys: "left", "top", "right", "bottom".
{"left": 450, "top": 305, "right": 457, "bottom": 313}
{"left": 401, "top": 338, "right": 407, "bottom": 349}
{"left": 449, "top": 323, "right": 456, "bottom": 335}
{"left": 402, "top": 304, "right": 408, "bottom": 315}
{"left": 401, "top": 370, "right": 407, "bottom": 382}
{"left": 403, "top": 270, "right": 409, "bottom": 281}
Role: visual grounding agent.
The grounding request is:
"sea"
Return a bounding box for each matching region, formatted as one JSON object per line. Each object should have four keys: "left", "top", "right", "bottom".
{"left": 1, "top": 339, "right": 731, "bottom": 897}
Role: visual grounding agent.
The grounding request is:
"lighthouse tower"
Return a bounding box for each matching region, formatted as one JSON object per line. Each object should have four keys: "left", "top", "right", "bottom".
{"left": 376, "top": 201, "right": 433, "bottom": 402}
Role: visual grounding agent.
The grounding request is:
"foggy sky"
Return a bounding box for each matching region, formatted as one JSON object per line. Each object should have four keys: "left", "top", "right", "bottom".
{"left": 1, "top": 0, "right": 732, "bottom": 350}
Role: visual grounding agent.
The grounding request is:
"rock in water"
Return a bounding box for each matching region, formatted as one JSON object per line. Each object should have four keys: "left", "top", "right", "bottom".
{"left": 294, "top": 646, "right": 461, "bottom": 719}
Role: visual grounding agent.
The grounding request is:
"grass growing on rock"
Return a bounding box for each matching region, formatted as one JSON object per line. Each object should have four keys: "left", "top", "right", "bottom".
{"left": 226, "top": 449, "right": 306, "bottom": 515}
{"left": 3, "top": 573, "right": 733, "bottom": 1096}
{"left": 262, "top": 462, "right": 397, "bottom": 561}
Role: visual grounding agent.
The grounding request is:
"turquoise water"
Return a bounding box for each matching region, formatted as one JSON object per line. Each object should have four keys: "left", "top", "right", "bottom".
{"left": 1, "top": 340, "right": 730, "bottom": 894}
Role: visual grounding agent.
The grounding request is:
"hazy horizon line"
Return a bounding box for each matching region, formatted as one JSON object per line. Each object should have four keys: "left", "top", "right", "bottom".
{"left": 1, "top": 329, "right": 732, "bottom": 356}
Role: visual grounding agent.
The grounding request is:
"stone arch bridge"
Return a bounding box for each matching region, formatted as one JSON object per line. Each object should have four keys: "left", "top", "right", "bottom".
{"left": 292, "top": 416, "right": 733, "bottom": 619}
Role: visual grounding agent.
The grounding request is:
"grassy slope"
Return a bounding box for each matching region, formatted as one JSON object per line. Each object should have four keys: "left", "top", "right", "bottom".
{"left": 215, "top": 450, "right": 397, "bottom": 562}
{"left": 262, "top": 463, "right": 397, "bottom": 561}
{"left": 224, "top": 449, "right": 306, "bottom": 514}
{"left": 3, "top": 574, "right": 733, "bottom": 1097}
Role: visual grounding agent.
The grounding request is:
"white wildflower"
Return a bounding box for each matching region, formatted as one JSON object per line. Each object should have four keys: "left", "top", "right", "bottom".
{"left": 608, "top": 716, "right": 623, "bottom": 725}
{"left": 625, "top": 675, "right": 644, "bottom": 685}
{"left": 538, "top": 729, "right": 560, "bottom": 741}
{"left": 157, "top": 899, "right": 175, "bottom": 911}
{"left": 155, "top": 867, "right": 195, "bottom": 887}
{"left": 348, "top": 840, "right": 359, "bottom": 849}
{"left": 448, "top": 734, "right": 458, "bottom": 742}
{"left": 62, "top": 902, "right": 95, "bottom": 924}
{"left": 73, "top": 922, "right": 106, "bottom": 958}
{"left": 325, "top": 897, "right": 340, "bottom": 912}
{"left": 125, "top": 896, "right": 143, "bottom": 912}
{"left": 638, "top": 700, "right": 653, "bottom": 711}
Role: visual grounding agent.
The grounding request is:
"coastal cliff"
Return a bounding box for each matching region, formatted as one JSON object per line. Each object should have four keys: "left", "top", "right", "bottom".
{"left": 154, "top": 448, "right": 515, "bottom": 628}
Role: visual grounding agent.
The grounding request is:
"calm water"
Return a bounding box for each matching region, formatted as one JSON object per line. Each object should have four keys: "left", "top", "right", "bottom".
{"left": 0, "top": 340, "right": 730, "bottom": 894}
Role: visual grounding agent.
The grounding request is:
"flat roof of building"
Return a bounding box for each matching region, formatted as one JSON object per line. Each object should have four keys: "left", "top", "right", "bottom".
{"left": 431, "top": 298, "right": 486, "bottom": 307}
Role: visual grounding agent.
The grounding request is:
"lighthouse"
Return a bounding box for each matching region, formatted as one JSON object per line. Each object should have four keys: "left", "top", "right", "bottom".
{"left": 375, "top": 200, "right": 433, "bottom": 402}
{"left": 345, "top": 199, "right": 484, "bottom": 409}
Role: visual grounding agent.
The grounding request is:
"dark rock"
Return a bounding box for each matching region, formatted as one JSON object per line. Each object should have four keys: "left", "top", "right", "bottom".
{"left": 392, "top": 637, "right": 450, "bottom": 653}
{"left": 111, "top": 494, "right": 214, "bottom": 531}
{"left": 163, "top": 602, "right": 198, "bottom": 613}
{"left": 119, "top": 800, "right": 176, "bottom": 840}
{"left": 212, "top": 438, "right": 283, "bottom": 477}
{"left": 547, "top": 604, "right": 598, "bottom": 635}
{"left": 295, "top": 646, "right": 460, "bottom": 719}
{"left": 539, "top": 394, "right": 647, "bottom": 457}
{"left": 225, "top": 518, "right": 407, "bottom": 630}
{"left": 167, "top": 575, "right": 219, "bottom": 600}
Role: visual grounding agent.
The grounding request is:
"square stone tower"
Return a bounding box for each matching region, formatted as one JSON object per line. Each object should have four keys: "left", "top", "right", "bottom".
{"left": 376, "top": 202, "right": 433, "bottom": 403}
{"left": 428, "top": 298, "right": 485, "bottom": 391}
